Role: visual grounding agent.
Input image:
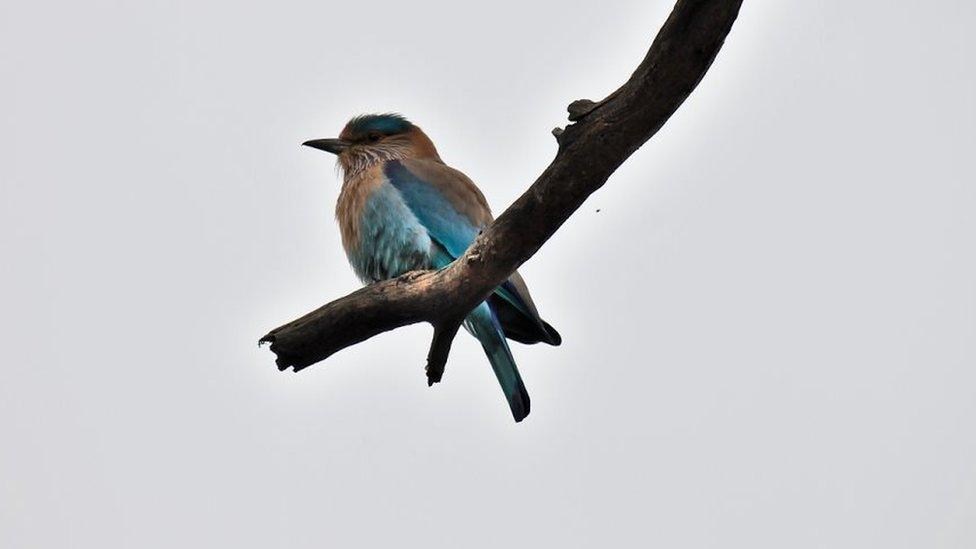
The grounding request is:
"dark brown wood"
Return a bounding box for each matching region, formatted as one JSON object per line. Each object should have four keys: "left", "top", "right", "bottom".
{"left": 260, "top": 0, "right": 744, "bottom": 373}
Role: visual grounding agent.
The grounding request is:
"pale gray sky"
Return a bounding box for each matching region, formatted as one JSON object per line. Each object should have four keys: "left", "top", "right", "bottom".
{"left": 2, "top": 0, "right": 975, "bottom": 547}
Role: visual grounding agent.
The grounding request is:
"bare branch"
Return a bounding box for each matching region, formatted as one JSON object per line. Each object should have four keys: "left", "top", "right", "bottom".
{"left": 260, "top": 0, "right": 744, "bottom": 372}
{"left": 426, "top": 318, "right": 463, "bottom": 386}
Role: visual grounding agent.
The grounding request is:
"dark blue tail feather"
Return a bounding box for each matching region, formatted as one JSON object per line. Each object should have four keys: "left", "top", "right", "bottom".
{"left": 465, "top": 302, "right": 530, "bottom": 422}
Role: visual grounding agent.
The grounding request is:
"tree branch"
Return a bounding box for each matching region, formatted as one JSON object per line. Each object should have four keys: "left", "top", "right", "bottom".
{"left": 260, "top": 0, "right": 744, "bottom": 372}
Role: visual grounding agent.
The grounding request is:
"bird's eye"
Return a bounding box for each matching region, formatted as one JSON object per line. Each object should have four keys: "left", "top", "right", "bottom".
{"left": 367, "top": 132, "right": 382, "bottom": 142}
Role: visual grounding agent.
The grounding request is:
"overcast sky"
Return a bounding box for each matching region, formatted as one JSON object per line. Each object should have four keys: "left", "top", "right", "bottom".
{"left": 2, "top": 0, "right": 974, "bottom": 547}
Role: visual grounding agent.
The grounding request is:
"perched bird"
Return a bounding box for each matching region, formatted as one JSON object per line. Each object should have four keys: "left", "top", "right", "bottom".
{"left": 303, "top": 113, "right": 561, "bottom": 422}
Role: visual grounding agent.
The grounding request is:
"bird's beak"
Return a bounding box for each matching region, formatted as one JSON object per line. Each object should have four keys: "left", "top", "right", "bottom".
{"left": 302, "top": 138, "right": 351, "bottom": 155}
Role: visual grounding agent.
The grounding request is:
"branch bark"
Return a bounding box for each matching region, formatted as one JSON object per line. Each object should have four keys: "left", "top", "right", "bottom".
{"left": 260, "top": 0, "right": 744, "bottom": 372}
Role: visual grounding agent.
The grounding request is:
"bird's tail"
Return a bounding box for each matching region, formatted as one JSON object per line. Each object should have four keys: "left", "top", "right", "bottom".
{"left": 464, "top": 301, "right": 530, "bottom": 422}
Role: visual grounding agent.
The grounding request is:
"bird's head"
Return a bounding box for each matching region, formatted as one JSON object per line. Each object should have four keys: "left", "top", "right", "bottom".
{"left": 303, "top": 113, "right": 440, "bottom": 178}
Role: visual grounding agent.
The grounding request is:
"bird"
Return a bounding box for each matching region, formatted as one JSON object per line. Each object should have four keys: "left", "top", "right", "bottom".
{"left": 303, "top": 113, "right": 561, "bottom": 422}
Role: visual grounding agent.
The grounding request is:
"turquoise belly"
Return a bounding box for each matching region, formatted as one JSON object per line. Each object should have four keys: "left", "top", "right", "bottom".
{"left": 349, "top": 182, "right": 433, "bottom": 283}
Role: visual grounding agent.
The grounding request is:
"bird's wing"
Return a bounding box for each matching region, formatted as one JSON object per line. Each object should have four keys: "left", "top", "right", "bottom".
{"left": 384, "top": 159, "right": 488, "bottom": 259}
{"left": 384, "top": 159, "right": 560, "bottom": 345}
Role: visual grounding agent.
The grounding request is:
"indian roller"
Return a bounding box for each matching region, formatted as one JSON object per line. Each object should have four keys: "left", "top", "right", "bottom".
{"left": 303, "top": 113, "right": 561, "bottom": 422}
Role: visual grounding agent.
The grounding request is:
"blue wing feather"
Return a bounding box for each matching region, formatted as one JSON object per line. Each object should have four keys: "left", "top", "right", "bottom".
{"left": 385, "top": 160, "right": 559, "bottom": 346}
{"left": 384, "top": 161, "right": 480, "bottom": 259}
